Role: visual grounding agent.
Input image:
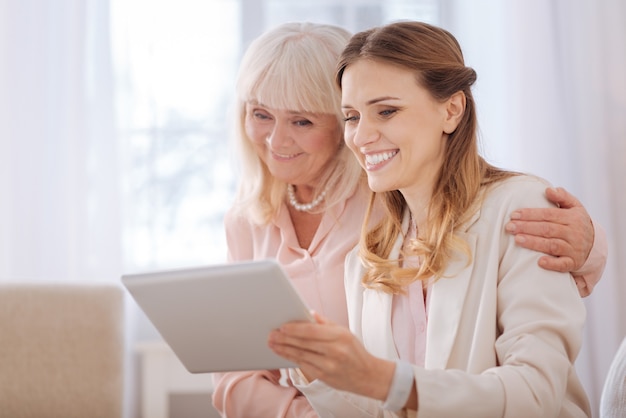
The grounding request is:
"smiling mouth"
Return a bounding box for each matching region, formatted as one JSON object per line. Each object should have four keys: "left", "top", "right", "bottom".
{"left": 364, "top": 150, "right": 398, "bottom": 169}
{"left": 271, "top": 150, "right": 301, "bottom": 161}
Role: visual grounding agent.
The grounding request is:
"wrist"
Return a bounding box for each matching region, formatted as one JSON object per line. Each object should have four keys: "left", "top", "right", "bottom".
{"left": 359, "top": 358, "right": 396, "bottom": 401}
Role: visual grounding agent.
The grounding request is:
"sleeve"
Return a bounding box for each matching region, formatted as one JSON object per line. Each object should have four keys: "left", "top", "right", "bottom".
{"left": 212, "top": 371, "right": 318, "bottom": 418}
{"left": 289, "top": 368, "right": 405, "bottom": 418}
{"left": 571, "top": 221, "right": 608, "bottom": 297}
{"left": 212, "top": 210, "right": 317, "bottom": 418}
{"left": 223, "top": 209, "right": 254, "bottom": 262}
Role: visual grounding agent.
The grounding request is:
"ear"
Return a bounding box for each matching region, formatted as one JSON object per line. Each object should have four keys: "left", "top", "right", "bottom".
{"left": 443, "top": 91, "right": 466, "bottom": 134}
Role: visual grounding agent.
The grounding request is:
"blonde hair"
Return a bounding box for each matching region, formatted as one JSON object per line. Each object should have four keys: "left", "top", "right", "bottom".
{"left": 336, "top": 21, "right": 515, "bottom": 293}
{"left": 231, "top": 22, "right": 364, "bottom": 224}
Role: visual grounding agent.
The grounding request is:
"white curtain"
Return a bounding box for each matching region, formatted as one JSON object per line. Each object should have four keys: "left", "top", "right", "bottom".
{"left": 443, "top": 1, "right": 626, "bottom": 415}
{"left": 0, "top": 0, "right": 122, "bottom": 284}
{"left": 0, "top": 1, "right": 131, "bottom": 416}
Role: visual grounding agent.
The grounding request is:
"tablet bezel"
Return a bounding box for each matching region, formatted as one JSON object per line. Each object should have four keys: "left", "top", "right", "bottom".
{"left": 122, "top": 259, "right": 313, "bottom": 373}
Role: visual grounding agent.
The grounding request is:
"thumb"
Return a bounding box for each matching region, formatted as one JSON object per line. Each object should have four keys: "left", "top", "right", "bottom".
{"left": 545, "top": 187, "right": 582, "bottom": 209}
{"left": 310, "top": 310, "right": 329, "bottom": 325}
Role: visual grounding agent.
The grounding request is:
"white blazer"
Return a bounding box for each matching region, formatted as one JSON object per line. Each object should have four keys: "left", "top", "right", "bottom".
{"left": 292, "top": 175, "right": 591, "bottom": 418}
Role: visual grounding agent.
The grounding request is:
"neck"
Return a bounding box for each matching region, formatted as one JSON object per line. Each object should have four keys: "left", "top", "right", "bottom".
{"left": 400, "top": 185, "right": 433, "bottom": 231}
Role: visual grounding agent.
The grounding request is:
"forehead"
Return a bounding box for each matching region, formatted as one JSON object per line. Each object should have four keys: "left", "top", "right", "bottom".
{"left": 243, "top": 73, "right": 338, "bottom": 116}
{"left": 341, "top": 59, "right": 419, "bottom": 106}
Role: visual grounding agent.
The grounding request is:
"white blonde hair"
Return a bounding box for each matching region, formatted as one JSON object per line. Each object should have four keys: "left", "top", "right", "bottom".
{"left": 231, "top": 22, "right": 365, "bottom": 224}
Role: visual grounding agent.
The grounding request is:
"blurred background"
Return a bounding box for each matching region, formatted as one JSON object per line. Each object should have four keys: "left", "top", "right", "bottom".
{"left": 1, "top": 0, "right": 624, "bottom": 417}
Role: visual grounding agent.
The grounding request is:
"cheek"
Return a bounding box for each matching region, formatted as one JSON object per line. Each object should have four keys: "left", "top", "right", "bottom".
{"left": 343, "top": 128, "right": 359, "bottom": 156}
{"left": 300, "top": 127, "right": 341, "bottom": 156}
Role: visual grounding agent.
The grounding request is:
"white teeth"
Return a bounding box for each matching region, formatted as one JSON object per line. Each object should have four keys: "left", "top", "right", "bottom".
{"left": 274, "top": 151, "right": 299, "bottom": 158}
{"left": 365, "top": 150, "right": 398, "bottom": 165}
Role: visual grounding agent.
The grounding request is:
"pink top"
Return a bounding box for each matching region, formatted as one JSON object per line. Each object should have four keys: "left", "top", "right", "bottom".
{"left": 212, "top": 184, "right": 373, "bottom": 418}
{"left": 391, "top": 279, "right": 429, "bottom": 366}
{"left": 391, "top": 222, "right": 429, "bottom": 366}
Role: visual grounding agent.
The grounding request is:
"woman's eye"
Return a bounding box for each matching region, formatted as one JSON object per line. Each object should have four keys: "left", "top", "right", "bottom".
{"left": 294, "top": 119, "right": 312, "bottom": 127}
{"left": 343, "top": 115, "right": 359, "bottom": 123}
{"left": 380, "top": 109, "right": 397, "bottom": 117}
{"left": 253, "top": 111, "right": 271, "bottom": 120}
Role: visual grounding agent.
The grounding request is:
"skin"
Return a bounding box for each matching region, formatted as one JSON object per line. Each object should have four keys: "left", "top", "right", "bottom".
{"left": 341, "top": 59, "right": 463, "bottom": 228}
{"left": 245, "top": 101, "right": 342, "bottom": 196}
{"left": 270, "top": 311, "right": 401, "bottom": 402}
{"left": 244, "top": 101, "right": 342, "bottom": 248}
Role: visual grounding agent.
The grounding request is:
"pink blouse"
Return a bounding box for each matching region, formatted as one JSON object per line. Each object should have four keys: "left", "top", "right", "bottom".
{"left": 212, "top": 184, "right": 373, "bottom": 418}
{"left": 391, "top": 280, "right": 429, "bottom": 367}
{"left": 391, "top": 223, "right": 429, "bottom": 367}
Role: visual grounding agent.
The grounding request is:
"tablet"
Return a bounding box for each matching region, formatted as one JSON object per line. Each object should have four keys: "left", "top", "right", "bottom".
{"left": 122, "top": 259, "right": 313, "bottom": 373}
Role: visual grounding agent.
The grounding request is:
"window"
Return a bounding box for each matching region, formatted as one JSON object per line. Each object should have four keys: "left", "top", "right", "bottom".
{"left": 112, "top": 0, "right": 439, "bottom": 271}
{"left": 112, "top": 0, "right": 240, "bottom": 270}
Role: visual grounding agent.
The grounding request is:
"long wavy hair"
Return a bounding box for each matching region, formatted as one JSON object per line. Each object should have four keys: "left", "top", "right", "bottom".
{"left": 231, "top": 22, "right": 365, "bottom": 224}
{"left": 336, "top": 21, "right": 514, "bottom": 293}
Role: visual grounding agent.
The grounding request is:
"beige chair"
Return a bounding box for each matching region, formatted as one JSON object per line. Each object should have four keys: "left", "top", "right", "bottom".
{"left": 0, "top": 283, "right": 125, "bottom": 418}
{"left": 600, "top": 336, "right": 626, "bottom": 418}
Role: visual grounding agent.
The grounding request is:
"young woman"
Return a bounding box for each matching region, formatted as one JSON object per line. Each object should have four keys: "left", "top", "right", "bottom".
{"left": 269, "top": 21, "right": 592, "bottom": 417}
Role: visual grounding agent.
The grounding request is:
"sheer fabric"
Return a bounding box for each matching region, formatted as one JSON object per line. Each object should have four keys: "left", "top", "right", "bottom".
{"left": 0, "top": 0, "right": 121, "bottom": 284}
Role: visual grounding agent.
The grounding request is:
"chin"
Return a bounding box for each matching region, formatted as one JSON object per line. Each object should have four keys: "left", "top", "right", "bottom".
{"left": 367, "top": 179, "right": 393, "bottom": 194}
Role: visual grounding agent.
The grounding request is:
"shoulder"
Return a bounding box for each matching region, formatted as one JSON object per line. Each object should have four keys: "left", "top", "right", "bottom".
{"left": 465, "top": 174, "right": 555, "bottom": 233}
{"left": 224, "top": 206, "right": 256, "bottom": 234}
{"left": 483, "top": 174, "right": 554, "bottom": 210}
{"left": 224, "top": 206, "right": 243, "bottom": 227}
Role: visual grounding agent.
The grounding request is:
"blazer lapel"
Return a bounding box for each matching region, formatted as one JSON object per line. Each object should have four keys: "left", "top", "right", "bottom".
{"left": 425, "top": 210, "right": 480, "bottom": 369}
{"left": 360, "top": 213, "right": 410, "bottom": 360}
{"left": 361, "top": 288, "right": 397, "bottom": 359}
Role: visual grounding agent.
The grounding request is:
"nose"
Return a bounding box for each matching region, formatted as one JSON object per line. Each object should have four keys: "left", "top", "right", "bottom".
{"left": 350, "top": 116, "right": 378, "bottom": 148}
{"left": 266, "top": 122, "right": 292, "bottom": 148}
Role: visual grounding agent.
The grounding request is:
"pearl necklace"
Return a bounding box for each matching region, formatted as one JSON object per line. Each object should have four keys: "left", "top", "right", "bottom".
{"left": 287, "top": 184, "right": 329, "bottom": 212}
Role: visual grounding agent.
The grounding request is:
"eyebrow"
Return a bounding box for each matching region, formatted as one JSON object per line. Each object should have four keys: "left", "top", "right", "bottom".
{"left": 342, "top": 96, "right": 401, "bottom": 109}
